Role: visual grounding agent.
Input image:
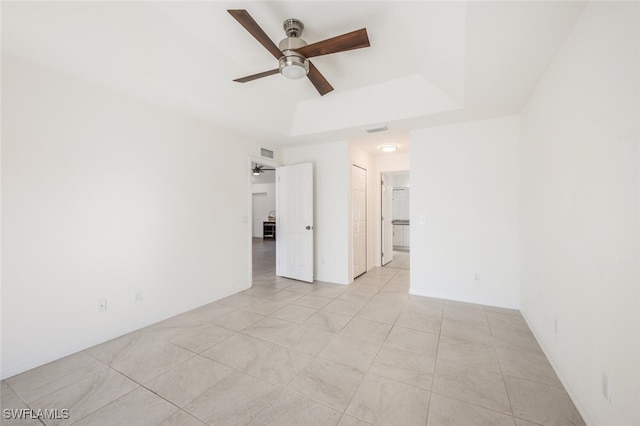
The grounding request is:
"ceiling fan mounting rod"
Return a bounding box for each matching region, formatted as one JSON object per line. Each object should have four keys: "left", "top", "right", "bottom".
{"left": 283, "top": 18, "right": 304, "bottom": 38}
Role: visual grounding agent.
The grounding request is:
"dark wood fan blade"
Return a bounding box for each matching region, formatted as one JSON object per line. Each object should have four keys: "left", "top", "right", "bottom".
{"left": 297, "top": 28, "right": 369, "bottom": 58}
{"left": 307, "top": 62, "right": 334, "bottom": 96}
{"left": 228, "top": 9, "right": 282, "bottom": 59}
{"left": 234, "top": 69, "right": 280, "bottom": 83}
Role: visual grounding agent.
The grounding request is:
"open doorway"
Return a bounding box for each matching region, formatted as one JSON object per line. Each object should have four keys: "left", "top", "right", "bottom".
{"left": 381, "top": 171, "right": 410, "bottom": 270}
{"left": 249, "top": 159, "right": 315, "bottom": 285}
{"left": 250, "top": 159, "right": 277, "bottom": 283}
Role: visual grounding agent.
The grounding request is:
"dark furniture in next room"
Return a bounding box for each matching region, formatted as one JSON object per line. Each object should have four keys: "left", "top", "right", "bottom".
{"left": 263, "top": 221, "right": 276, "bottom": 239}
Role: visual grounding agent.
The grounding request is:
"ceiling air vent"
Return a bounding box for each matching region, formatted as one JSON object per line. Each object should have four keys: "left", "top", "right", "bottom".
{"left": 260, "top": 148, "right": 274, "bottom": 159}
{"left": 364, "top": 124, "right": 388, "bottom": 134}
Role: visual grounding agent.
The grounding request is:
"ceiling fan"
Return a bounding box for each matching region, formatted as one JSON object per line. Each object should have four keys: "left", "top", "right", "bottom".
{"left": 228, "top": 9, "right": 370, "bottom": 96}
{"left": 252, "top": 164, "right": 275, "bottom": 175}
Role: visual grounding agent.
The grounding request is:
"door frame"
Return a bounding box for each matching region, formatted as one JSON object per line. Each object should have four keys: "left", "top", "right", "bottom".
{"left": 379, "top": 169, "right": 410, "bottom": 268}
{"left": 381, "top": 172, "right": 394, "bottom": 266}
{"left": 247, "top": 156, "right": 280, "bottom": 286}
{"left": 352, "top": 164, "right": 367, "bottom": 279}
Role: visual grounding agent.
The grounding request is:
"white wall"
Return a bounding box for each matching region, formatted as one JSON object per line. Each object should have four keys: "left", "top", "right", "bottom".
{"left": 410, "top": 116, "right": 520, "bottom": 308}
{"left": 392, "top": 173, "right": 410, "bottom": 188}
{"left": 375, "top": 152, "right": 410, "bottom": 174}
{"left": 519, "top": 3, "right": 640, "bottom": 425}
{"left": 1, "top": 55, "right": 261, "bottom": 379}
{"left": 282, "top": 142, "right": 350, "bottom": 284}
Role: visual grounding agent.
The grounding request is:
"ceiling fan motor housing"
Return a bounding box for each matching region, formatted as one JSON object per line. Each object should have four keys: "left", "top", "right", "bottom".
{"left": 278, "top": 19, "right": 309, "bottom": 80}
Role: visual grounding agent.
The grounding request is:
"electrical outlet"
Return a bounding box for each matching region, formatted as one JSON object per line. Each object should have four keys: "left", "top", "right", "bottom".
{"left": 97, "top": 298, "right": 107, "bottom": 312}
{"left": 554, "top": 319, "right": 560, "bottom": 335}
{"left": 134, "top": 290, "right": 143, "bottom": 302}
{"left": 602, "top": 374, "right": 611, "bottom": 402}
{"left": 474, "top": 274, "right": 480, "bottom": 281}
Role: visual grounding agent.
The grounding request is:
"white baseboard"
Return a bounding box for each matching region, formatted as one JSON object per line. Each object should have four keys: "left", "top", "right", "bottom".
{"left": 409, "top": 287, "right": 520, "bottom": 310}
{"left": 519, "top": 310, "right": 595, "bottom": 426}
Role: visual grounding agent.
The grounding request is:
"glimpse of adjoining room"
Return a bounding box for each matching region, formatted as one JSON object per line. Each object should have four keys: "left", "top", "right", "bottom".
{"left": 379, "top": 169, "right": 410, "bottom": 270}
{"left": 385, "top": 171, "right": 410, "bottom": 271}
{"left": 250, "top": 161, "right": 277, "bottom": 282}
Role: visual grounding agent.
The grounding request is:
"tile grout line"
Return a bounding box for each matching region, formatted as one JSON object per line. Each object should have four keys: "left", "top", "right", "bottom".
{"left": 335, "top": 270, "right": 414, "bottom": 424}
{"left": 424, "top": 294, "right": 446, "bottom": 426}
{"left": 485, "top": 305, "right": 517, "bottom": 422}
{"left": 2, "top": 379, "right": 48, "bottom": 426}
{"left": 303, "top": 268, "right": 398, "bottom": 424}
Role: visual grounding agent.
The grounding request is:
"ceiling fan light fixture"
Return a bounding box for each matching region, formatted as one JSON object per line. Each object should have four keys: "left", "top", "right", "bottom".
{"left": 252, "top": 165, "right": 262, "bottom": 175}
{"left": 279, "top": 53, "right": 309, "bottom": 80}
{"left": 379, "top": 144, "right": 398, "bottom": 153}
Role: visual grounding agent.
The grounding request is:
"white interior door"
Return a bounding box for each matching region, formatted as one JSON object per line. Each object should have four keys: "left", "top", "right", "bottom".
{"left": 381, "top": 173, "right": 394, "bottom": 265}
{"left": 353, "top": 165, "right": 367, "bottom": 278}
{"left": 276, "top": 163, "right": 314, "bottom": 282}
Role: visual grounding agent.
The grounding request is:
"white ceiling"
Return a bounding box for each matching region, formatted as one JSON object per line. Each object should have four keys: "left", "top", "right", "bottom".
{"left": 1, "top": 1, "right": 587, "bottom": 152}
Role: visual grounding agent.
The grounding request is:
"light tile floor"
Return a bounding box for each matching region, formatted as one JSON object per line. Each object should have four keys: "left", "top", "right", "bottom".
{"left": 1, "top": 239, "right": 584, "bottom": 426}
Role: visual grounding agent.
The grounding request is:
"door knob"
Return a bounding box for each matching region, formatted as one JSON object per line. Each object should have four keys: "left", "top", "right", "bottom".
{"left": 306, "top": 226, "right": 312, "bottom": 230}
